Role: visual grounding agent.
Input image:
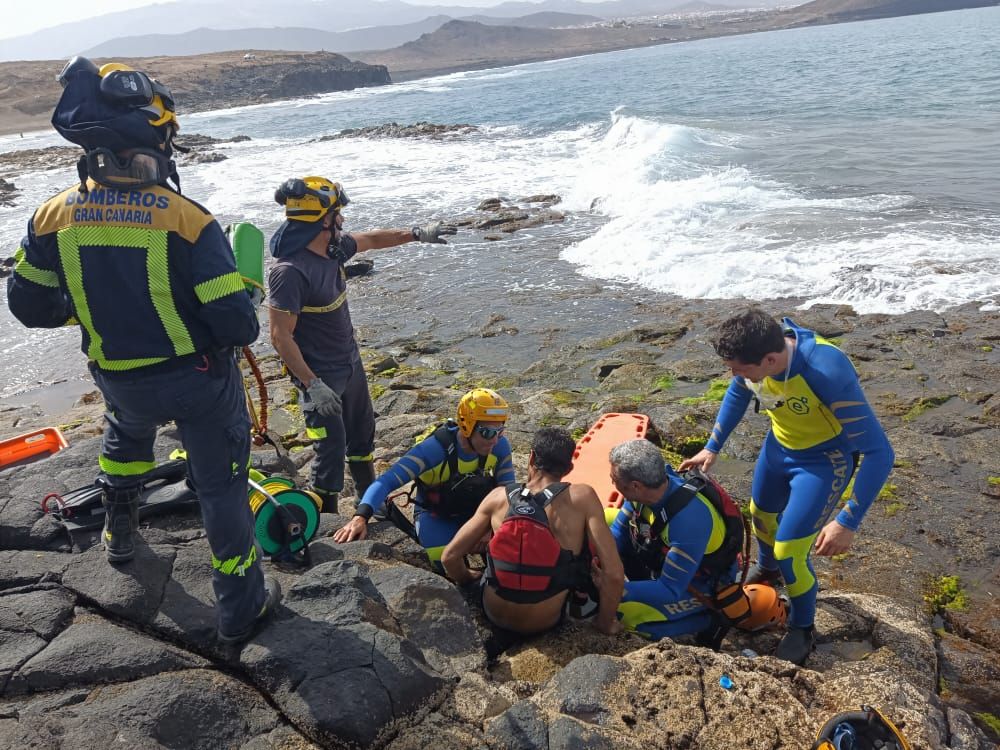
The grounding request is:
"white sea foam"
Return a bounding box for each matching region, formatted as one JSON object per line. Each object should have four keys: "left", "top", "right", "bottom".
{"left": 555, "top": 113, "right": 1000, "bottom": 313}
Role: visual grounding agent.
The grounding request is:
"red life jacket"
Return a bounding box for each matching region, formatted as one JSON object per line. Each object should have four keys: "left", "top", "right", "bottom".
{"left": 485, "top": 482, "right": 591, "bottom": 604}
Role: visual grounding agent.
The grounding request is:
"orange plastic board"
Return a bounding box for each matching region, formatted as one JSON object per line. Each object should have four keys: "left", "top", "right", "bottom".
{"left": 0, "top": 427, "right": 69, "bottom": 469}
{"left": 563, "top": 413, "right": 648, "bottom": 508}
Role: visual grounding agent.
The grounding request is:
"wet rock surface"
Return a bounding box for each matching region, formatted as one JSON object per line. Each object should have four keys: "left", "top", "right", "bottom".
{"left": 322, "top": 122, "right": 479, "bottom": 141}
{"left": 2, "top": 300, "right": 999, "bottom": 746}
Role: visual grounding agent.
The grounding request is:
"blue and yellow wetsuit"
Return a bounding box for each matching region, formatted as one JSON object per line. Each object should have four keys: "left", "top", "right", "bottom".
{"left": 358, "top": 422, "right": 515, "bottom": 566}
{"left": 707, "top": 318, "right": 893, "bottom": 628}
{"left": 609, "top": 466, "right": 736, "bottom": 640}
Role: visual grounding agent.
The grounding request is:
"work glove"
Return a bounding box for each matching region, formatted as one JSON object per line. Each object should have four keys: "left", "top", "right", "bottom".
{"left": 304, "top": 378, "right": 342, "bottom": 418}
{"left": 411, "top": 222, "right": 457, "bottom": 244}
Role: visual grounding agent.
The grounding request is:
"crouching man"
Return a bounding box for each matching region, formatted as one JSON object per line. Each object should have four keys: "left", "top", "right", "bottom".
{"left": 442, "top": 427, "right": 624, "bottom": 636}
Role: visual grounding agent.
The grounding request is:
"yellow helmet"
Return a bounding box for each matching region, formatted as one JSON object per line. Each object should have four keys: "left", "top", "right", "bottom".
{"left": 274, "top": 176, "right": 350, "bottom": 223}
{"left": 456, "top": 388, "right": 509, "bottom": 437}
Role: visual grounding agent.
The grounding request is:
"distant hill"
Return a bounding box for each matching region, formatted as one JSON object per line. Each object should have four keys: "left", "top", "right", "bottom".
{"left": 80, "top": 12, "right": 605, "bottom": 59}
{"left": 0, "top": 0, "right": 785, "bottom": 62}
{"left": 461, "top": 12, "right": 603, "bottom": 27}
{"left": 782, "top": 0, "right": 998, "bottom": 21}
{"left": 81, "top": 18, "right": 454, "bottom": 58}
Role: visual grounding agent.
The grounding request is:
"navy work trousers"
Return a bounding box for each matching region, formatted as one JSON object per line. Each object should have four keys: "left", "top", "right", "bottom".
{"left": 298, "top": 356, "right": 376, "bottom": 495}
{"left": 92, "top": 354, "right": 265, "bottom": 636}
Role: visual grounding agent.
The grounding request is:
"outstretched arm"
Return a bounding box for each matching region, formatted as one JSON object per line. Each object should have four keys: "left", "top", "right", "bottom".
{"left": 353, "top": 222, "right": 456, "bottom": 253}
{"left": 679, "top": 378, "right": 753, "bottom": 472}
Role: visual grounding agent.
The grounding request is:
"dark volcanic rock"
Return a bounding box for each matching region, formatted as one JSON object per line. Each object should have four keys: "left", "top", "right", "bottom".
{"left": 0, "top": 669, "right": 284, "bottom": 749}
{"left": 5, "top": 613, "right": 208, "bottom": 695}
{"left": 325, "top": 121, "right": 479, "bottom": 140}
{"left": 239, "top": 560, "right": 449, "bottom": 748}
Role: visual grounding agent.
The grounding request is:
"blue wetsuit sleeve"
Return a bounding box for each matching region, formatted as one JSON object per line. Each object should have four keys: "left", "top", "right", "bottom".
{"left": 7, "top": 217, "right": 74, "bottom": 328}
{"left": 808, "top": 346, "right": 894, "bottom": 531}
{"left": 491, "top": 436, "right": 515, "bottom": 484}
{"left": 358, "top": 436, "right": 449, "bottom": 515}
{"left": 191, "top": 220, "right": 260, "bottom": 348}
{"left": 655, "top": 498, "right": 714, "bottom": 601}
{"left": 609, "top": 504, "right": 635, "bottom": 559}
{"left": 705, "top": 378, "right": 753, "bottom": 453}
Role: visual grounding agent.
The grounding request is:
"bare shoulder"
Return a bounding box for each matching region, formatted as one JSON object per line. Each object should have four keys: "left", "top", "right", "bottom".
{"left": 568, "top": 482, "right": 603, "bottom": 511}
{"left": 483, "top": 485, "right": 511, "bottom": 511}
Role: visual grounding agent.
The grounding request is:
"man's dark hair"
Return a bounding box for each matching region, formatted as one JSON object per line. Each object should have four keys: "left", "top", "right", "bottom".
{"left": 713, "top": 308, "right": 785, "bottom": 364}
{"left": 531, "top": 427, "right": 576, "bottom": 478}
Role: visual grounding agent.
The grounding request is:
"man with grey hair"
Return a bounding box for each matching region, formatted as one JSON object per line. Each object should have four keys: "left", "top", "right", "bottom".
{"left": 607, "top": 439, "right": 740, "bottom": 642}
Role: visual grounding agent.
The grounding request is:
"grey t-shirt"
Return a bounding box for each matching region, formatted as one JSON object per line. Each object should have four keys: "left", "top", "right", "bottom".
{"left": 267, "top": 234, "right": 359, "bottom": 371}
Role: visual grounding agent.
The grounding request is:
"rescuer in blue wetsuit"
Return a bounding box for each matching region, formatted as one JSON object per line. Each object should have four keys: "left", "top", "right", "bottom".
{"left": 267, "top": 177, "right": 456, "bottom": 512}
{"left": 333, "top": 388, "right": 516, "bottom": 568}
{"left": 6, "top": 57, "right": 279, "bottom": 643}
{"left": 680, "top": 308, "right": 894, "bottom": 665}
{"left": 607, "top": 439, "right": 740, "bottom": 642}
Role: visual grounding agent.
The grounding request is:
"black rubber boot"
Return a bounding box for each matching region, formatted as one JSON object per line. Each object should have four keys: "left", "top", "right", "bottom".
{"left": 218, "top": 578, "right": 283, "bottom": 645}
{"left": 775, "top": 624, "right": 815, "bottom": 665}
{"left": 745, "top": 561, "right": 784, "bottom": 586}
{"left": 348, "top": 460, "right": 376, "bottom": 503}
{"left": 311, "top": 490, "right": 340, "bottom": 514}
{"left": 98, "top": 480, "right": 140, "bottom": 564}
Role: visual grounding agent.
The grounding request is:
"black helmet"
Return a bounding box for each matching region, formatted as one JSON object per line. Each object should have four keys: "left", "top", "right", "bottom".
{"left": 51, "top": 57, "right": 181, "bottom": 192}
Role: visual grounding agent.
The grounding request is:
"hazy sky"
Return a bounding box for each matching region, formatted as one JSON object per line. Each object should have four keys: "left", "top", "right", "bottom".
{"left": 2, "top": 0, "right": 599, "bottom": 42}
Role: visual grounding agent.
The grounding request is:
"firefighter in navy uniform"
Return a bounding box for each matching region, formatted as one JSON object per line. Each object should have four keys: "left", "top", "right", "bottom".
{"left": 5, "top": 57, "right": 279, "bottom": 644}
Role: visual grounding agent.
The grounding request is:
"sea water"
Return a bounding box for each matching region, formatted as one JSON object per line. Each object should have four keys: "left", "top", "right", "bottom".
{"left": 0, "top": 7, "right": 998, "bottom": 400}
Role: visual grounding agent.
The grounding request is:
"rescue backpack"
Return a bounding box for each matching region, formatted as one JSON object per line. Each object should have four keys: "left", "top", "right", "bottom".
{"left": 631, "top": 468, "right": 752, "bottom": 628}
{"left": 414, "top": 420, "right": 496, "bottom": 519}
{"left": 485, "top": 482, "right": 592, "bottom": 604}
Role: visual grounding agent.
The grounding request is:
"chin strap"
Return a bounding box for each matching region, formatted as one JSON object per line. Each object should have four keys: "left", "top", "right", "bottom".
{"left": 75, "top": 155, "right": 90, "bottom": 195}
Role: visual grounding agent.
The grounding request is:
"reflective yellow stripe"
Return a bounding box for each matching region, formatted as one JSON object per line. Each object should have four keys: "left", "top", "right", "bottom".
{"left": 99, "top": 455, "right": 157, "bottom": 476}
{"left": 57, "top": 227, "right": 103, "bottom": 363}
{"left": 195, "top": 271, "right": 245, "bottom": 304}
{"left": 750, "top": 499, "right": 779, "bottom": 548}
{"left": 147, "top": 230, "right": 193, "bottom": 355}
{"left": 774, "top": 534, "right": 820, "bottom": 597}
{"left": 98, "top": 357, "right": 171, "bottom": 371}
{"left": 347, "top": 454, "right": 374, "bottom": 462}
{"left": 212, "top": 545, "right": 258, "bottom": 576}
{"left": 425, "top": 545, "right": 445, "bottom": 562}
{"left": 12, "top": 246, "right": 60, "bottom": 287}
{"left": 618, "top": 601, "right": 667, "bottom": 631}
{"left": 305, "top": 426, "right": 327, "bottom": 440}
{"left": 302, "top": 289, "right": 347, "bottom": 314}
{"left": 56, "top": 225, "right": 196, "bottom": 370}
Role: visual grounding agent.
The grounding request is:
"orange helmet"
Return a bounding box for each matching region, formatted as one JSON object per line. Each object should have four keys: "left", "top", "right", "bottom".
{"left": 456, "top": 388, "right": 509, "bottom": 437}
{"left": 735, "top": 584, "right": 789, "bottom": 631}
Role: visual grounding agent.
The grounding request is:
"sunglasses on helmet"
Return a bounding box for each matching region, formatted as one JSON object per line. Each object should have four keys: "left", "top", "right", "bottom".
{"left": 475, "top": 425, "right": 505, "bottom": 440}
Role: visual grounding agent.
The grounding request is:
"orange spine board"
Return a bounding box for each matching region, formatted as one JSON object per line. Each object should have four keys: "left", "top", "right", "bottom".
{"left": 0, "top": 427, "right": 69, "bottom": 469}
{"left": 562, "top": 413, "right": 649, "bottom": 508}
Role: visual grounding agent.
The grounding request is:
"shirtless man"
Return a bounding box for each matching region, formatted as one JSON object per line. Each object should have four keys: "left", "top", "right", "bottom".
{"left": 441, "top": 427, "right": 624, "bottom": 636}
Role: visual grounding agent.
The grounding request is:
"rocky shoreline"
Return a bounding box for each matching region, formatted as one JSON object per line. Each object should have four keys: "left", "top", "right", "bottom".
{"left": 2, "top": 123, "right": 999, "bottom": 746}
{"left": 2, "top": 278, "right": 999, "bottom": 746}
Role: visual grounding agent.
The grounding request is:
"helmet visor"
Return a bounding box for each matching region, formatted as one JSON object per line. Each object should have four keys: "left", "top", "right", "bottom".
{"left": 85, "top": 147, "right": 170, "bottom": 189}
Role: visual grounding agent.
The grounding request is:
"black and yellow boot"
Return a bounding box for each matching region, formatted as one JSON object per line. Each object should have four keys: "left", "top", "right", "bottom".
{"left": 348, "top": 460, "right": 376, "bottom": 505}
{"left": 98, "top": 479, "right": 140, "bottom": 564}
